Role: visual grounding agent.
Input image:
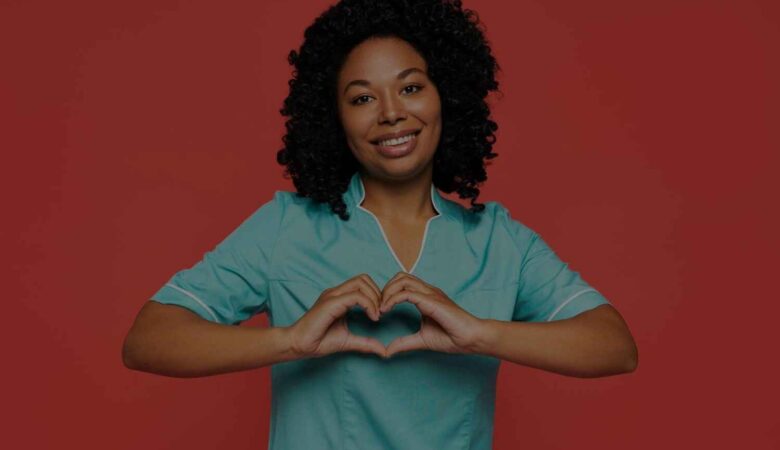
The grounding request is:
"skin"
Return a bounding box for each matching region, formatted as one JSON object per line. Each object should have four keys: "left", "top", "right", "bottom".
{"left": 336, "top": 36, "right": 442, "bottom": 222}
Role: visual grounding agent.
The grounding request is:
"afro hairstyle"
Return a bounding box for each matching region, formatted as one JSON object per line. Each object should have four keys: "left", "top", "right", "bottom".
{"left": 277, "top": 0, "right": 502, "bottom": 220}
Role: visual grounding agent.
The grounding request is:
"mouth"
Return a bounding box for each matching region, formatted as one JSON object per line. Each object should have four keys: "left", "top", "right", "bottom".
{"left": 369, "top": 130, "right": 421, "bottom": 146}
{"left": 371, "top": 130, "right": 421, "bottom": 158}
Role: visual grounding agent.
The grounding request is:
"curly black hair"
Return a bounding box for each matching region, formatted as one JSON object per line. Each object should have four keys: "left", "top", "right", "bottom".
{"left": 277, "top": 0, "right": 502, "bottom": 221}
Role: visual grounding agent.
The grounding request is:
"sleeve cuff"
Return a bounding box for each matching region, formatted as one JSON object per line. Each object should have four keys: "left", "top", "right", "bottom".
{"left": 150, "top": 283, "right": 222, "bottom": 324}
{"left": 546, "top": 288, "right": 611, "bottom": 321}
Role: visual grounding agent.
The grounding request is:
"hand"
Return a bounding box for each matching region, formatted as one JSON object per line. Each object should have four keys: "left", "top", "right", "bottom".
{"left": 380, "top": 272, "right": 485, "bottom": 357}
{"left": 286, "top": 274, "right": 387, "bottom": 359}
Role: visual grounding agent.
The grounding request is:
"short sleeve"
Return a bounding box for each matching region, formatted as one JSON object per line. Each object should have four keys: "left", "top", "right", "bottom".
{"left": 149, "top": 191, "right": 287, "bottom": 325}
{"left": 513, "top": 231, "right": 611, "bottom": 322}
{"left": 496, "top": 203, "right": 611, "bottom": 322}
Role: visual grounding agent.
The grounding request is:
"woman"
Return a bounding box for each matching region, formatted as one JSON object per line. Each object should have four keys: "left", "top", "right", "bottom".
{"left": 123, "top": 0, "right": 638, "bottom": 449}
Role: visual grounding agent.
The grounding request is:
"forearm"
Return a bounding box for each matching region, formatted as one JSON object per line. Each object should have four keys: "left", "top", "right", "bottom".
{"left": 471, "top": 306, "right": 638, "bottom": 378}
{"left": 123, "top": 304, "right": 299, "bottom": 378}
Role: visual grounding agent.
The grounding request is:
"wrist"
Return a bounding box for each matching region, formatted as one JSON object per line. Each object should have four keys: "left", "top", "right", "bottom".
{"left": 466, "top": 318, "right": 499, "bottom": 355}
{"left": 277, "top": 325, "right": 305, "bottom": 363}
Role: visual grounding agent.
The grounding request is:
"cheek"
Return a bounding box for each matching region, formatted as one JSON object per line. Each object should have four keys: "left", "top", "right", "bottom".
{"left": 340, "top": 112, "right": 367, "bottom": 144}
{"left": 410, "top": 94, "right": 442, "bottom": 125}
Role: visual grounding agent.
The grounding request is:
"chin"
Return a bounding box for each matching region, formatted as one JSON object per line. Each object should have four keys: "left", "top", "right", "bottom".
{"left": 378, "top": 157, "right": 434, "bottom": 178}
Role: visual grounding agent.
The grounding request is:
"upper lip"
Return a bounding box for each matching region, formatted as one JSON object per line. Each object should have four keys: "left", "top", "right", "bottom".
{"left": 370, "top": 128, "right": 421, "bottom": 144}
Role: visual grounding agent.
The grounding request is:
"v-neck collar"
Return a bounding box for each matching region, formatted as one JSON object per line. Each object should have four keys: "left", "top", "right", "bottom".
{"left": 342, "top": 171, "right": 454, "bottom": 220}
{"left": 342, "top": 171, "right": 452, "bottom": 274}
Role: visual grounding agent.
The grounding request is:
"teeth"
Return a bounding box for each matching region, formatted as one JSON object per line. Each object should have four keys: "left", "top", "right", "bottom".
{"left": 378, "top": 132, "right": 416, "bottom": 147}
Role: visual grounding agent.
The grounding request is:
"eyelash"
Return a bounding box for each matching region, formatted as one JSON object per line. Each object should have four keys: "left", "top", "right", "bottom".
{"left": 350, "top": 84, "right": 423, "bottom": 106}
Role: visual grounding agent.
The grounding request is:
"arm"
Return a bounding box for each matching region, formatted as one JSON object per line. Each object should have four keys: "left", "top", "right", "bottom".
{"left": 122, "top": 301, "right": 298, "bottom": 378}
{"left": 471, "top": 304, "right": 638, "bottom": 378}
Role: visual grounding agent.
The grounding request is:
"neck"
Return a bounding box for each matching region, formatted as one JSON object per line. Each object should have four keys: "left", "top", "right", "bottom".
{"left": 358, "top": 168, "right": 438, "bottom": 222}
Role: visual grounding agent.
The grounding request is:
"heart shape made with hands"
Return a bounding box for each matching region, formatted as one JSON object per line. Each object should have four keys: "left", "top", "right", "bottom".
{"left": 344, "top": 272, "right": 482, "bottom": 357}
{"left": 346, "top": 295, "right": 420, "bottom": 348}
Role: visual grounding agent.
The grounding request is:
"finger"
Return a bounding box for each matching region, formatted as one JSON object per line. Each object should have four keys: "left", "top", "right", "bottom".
{"left": 380, "top": 288, "right": 427, "bottom": 315}
{"left": 329, "top": 276, "right": 376, "bottom": 300}
{"left": 390, "top": 271, "right": 434, "bottom": 290}
{"left": 357, "top": 273, "right": 382, "bottom": 300}
{"left": 386, "top": 332, "right": 426, "bottom": 357}
{"left": 379, "top": 272, "right": 403, "bottom": 305}
{"left": 386, "top": 271, "right": 406, "bottom": 285}
{"left": 356, "top": 274, "right": 382, "bottom": 315}
{"left": 344, "top": 333, "right": 388, "bottom": 358}
{"left": 381, "top": 276, "right": 433, "bottom": 307}
{"left": 332, "top": 290, "right": 380, "bottom": 322}
{"left": 330, "top": 276, "right": 381, "bottom": 318}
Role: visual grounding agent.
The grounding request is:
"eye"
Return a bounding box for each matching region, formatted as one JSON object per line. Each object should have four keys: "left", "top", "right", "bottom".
{"left": 351, "top": 95, "right": 372, "bottom": 106}
{"left": 349, "top": 85, "right": 423, "bottom": 106}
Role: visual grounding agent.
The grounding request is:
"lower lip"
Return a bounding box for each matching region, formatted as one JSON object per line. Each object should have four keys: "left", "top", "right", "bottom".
{"left": 373, "top": 132, "right": 419, "bottom": 158}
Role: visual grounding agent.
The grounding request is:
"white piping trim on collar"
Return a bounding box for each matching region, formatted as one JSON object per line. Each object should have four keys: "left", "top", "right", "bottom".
{"left": 164, "top": 283, "right": 221, "bottom": 323}
{"left": 546, "top": 288, "right": 597, "bottom": 321}
{"left": 351, "top": 172, "right": 444, "bottom": 213}
{"left": 354, "top": 174, "right": 443, "bottom": 274}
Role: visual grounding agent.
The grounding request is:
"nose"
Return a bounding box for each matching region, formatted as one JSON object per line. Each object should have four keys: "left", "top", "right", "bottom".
{"left": 377, "top": 91, "right": 407, "bottom": 125}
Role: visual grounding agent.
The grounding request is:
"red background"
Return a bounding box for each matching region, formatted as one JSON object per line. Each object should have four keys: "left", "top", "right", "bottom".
{"left": 3, "top": 0, "right": 778, "bottom": 448}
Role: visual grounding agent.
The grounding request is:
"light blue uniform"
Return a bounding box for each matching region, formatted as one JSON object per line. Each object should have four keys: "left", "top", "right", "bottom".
{"left": 150, "top": 171, "right": 611, "bottom": 450}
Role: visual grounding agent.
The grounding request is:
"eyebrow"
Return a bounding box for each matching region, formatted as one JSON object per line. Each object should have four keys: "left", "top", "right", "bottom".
{"left": 342, "top": 67, "right": 426, "bottom": 95}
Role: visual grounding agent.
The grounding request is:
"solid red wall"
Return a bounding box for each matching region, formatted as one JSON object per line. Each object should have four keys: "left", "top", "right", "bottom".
{"left": 3, "top": 0, "right": 778, "bottom": 448}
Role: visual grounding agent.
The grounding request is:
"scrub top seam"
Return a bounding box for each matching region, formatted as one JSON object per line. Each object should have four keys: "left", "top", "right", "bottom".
{"left": 451, "top": 281, "right": 521, "bottom": 299}
{"left": 266, "top": 191, "right": 288, "bottom": 287}
{"left": 463, "top": 394, "right": 477, "bottom": 450}
{"left": 522, "top": 261, "right": 569, "bottom": 298}
{"left": 341, "top": 355, "right": 350, "bottom": 450}
{"left": 515, "top": 230, "right": 540, "bottom": 290}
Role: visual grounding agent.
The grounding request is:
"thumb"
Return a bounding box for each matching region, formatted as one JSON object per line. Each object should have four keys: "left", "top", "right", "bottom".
{"left": 343, "top": 333, "right": 388, "bottom": 359}
{"left": 386, "top": 332, "right": 425, "bottom": 357}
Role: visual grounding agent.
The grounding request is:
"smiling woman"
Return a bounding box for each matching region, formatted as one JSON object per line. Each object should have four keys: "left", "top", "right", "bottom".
{"left": 337, "top": 37, "right": 442, "bottom": 178}
{"left": 123, "top": 1, "right": 637, "bottom": 449}
{"left": 276, "top": 0, "right": 501, "bottom": 222}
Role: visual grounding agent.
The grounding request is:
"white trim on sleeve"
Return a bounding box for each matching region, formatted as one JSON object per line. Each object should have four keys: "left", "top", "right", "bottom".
{"left": 164, "top": 283, "right": 221, "bottom": 323}
{"left": 546, "top": 288, "right": 597, "bottom": 322}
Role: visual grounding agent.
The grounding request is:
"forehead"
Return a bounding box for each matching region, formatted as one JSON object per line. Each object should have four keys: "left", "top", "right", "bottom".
{"left": 338, "top": 37, "right": 427, "bottom": 84}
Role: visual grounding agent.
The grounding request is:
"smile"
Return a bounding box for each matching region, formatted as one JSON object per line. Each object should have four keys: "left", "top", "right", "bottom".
{"left": 375, "top": 131, "right": 419, "bottom": 147}
{"left": 372, "top": 130, "right": 420, "bottom": 158}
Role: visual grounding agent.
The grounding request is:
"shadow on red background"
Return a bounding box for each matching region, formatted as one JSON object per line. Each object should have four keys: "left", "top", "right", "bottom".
{"left": 3, "top": 0, "right": 778, "bottom": 448}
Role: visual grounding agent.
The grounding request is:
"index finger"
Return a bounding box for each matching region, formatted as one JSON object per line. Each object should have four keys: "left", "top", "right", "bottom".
{"left": 356, "top": 273, "right": 382, "bottom": 300}
{"left": 381, "top": 273, "right": 434, "bottom": 305}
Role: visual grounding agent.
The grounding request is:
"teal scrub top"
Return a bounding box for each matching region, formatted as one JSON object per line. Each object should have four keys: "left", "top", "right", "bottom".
{"left": 150, "top": 171, "right": 611, "bottom": 450}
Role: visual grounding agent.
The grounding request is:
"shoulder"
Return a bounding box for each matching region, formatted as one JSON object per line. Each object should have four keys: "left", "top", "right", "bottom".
{"left": 478, "top": 200, "right": 538, "bottom": 250}
{"left": 223, "top": 191, "right": 290, "bottom": 240}
{"left": 262, "top": 190, "right": 340, "bottom": 232}
{"left": 272, "top": 189, "right": 331, "bottom": 219}
{"left": 243, "top": 190, "right": 290, "bottom": 223}
{"left": 223, "top": 189, "right": 325, "bottom": 249}
{"left": 245, "top": 189, "right": 321, "bottom": 216}
{"left": 453, "top": 199, "right": 540, "bottom": 272}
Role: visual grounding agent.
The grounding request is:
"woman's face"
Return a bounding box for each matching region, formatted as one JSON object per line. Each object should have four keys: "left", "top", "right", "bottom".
{"left": 336, "top": 36, "right": 442, "bottom": 181}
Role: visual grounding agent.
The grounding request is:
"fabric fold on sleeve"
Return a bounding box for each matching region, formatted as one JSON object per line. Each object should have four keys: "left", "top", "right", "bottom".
{"left": 149, "top": 191, "right": 287, "bottom": 325}
{"left": 497, "top": 205, "right": 611, "bottom": 322}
